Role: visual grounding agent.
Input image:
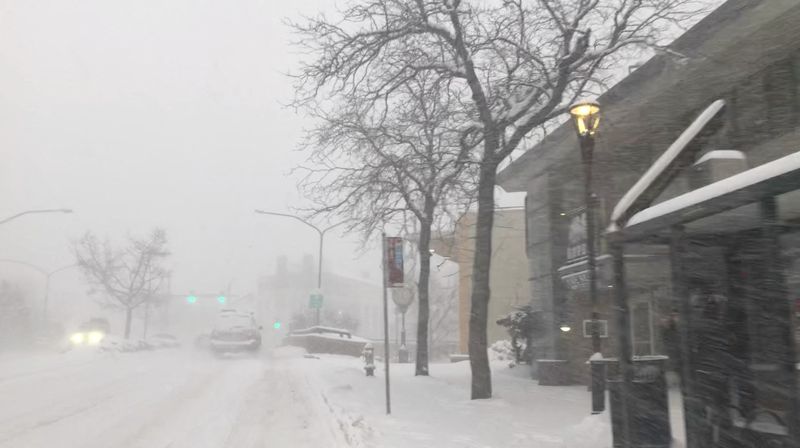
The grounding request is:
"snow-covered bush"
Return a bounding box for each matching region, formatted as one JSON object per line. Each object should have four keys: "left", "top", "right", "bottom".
{"left": 496, "top": 305, "right": 540, "bottom": 364}
{"left": 489, "top": 340, "right": 517, "bottom": 362}
{"left": 489, "top": 339, "right": 529, "bottom": 369}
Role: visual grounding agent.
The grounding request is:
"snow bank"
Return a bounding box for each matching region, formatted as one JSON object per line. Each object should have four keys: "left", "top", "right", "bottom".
{"left": 298, "top": 351, "right": 617, "bottom": 447}
{"left": 97, "top": 335, "right": 180, "bottom": 353}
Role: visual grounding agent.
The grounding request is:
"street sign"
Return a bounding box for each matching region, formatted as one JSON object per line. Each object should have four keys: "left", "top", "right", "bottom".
{"left": 309, "top": 292, "right": 323, "bottom": 309}
{"left": 391, "top": 286, "right": 415, "bottom": 313}
{"left": 385, "top": 236, "right": 404, "bottom": 286}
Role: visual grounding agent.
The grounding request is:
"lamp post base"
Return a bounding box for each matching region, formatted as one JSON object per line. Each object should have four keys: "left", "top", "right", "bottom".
{"left": 398, "top": 345, "right": 409, "bottom": 363}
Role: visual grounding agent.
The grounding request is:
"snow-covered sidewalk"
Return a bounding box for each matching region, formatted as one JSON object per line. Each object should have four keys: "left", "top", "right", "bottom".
{"left": 299, "top": 353, "right": 614, "bottom": 448}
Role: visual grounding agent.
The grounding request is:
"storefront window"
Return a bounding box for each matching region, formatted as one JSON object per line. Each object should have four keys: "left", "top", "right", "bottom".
{"left": 632, "top": 300, "right": 653, "bottom": 356}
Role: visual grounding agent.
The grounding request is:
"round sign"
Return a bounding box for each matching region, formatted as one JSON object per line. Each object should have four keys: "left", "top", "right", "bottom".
{"left": 391, "top": 286, "right": 415, "bottom": 312}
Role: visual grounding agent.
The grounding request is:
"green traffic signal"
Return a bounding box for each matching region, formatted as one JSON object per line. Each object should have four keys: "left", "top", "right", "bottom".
{"left": 217, "top": 295, "right": 226, "bottom": 304}
{"left": 273, "top": 321, "right": 281, "bottom": 330}
{"left": 186, "top": 295, "right": 198, "bottom": 304}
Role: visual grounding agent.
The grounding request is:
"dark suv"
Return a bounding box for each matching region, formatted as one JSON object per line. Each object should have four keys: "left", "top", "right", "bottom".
{"left": 209, "top": 310, "right": 262, "bottom": 353}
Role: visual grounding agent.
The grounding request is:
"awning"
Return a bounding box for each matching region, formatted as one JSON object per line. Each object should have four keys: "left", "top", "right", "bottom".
{"left": 614, "top": 150, "right": 800, "bottom": 242}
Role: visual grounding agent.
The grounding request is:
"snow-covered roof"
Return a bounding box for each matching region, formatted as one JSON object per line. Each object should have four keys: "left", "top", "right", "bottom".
{"left": 626, "top": 150, "right": 800, "bottom": 228}
{"left": 609, "top": 99, "right": 726, "bottom": 231}
{"left": 289, "top": 333, "right": 371, "bottom": 344}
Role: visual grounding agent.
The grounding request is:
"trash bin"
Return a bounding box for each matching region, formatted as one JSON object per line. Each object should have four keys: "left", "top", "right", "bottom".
{"left": 607, "top": 356, "right": 671, "bottom": 448}
{"left": 589, "top": 356, "right": 618, "bottom": 414}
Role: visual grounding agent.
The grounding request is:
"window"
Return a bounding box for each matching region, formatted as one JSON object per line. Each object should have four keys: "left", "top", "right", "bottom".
{"left": 524, "top": 194, "right": 530, "bottom": 259}
{"left": 631, "top": 301, "right": 654, "bottom": 356}
{"left": 582, "top": 319, "right": 608, "bottom": 338}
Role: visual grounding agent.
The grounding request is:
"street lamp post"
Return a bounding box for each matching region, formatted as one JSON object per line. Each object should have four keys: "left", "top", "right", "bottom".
{"left": 0, "top": 259, "right": 76, "bottom": 322}
{"left": 42, "top": 264, "right": 78, "bottom": 320}
{"left": 254, "top": 210, "right": 343, "bottom": 325}
{"left": 0, "top": 209, "right": 74, "bottom": 323}
{"left": 0, "top": 208, "right": 73, "bottom": 226}
{"left": 569, "top": 101, "right": 603, "bottom": 413}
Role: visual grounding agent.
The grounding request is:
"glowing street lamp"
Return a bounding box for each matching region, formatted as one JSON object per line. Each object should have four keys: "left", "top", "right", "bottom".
{"left": 570, "top": 101, "right": 601, "bottom": 137}
{"left": 570, "top": 100, "right": 604, "bottom": 414}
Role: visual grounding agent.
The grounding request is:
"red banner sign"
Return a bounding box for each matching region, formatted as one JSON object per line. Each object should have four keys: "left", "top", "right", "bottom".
{"left": 385, "top": 237, "right": 404, "bottom": 287}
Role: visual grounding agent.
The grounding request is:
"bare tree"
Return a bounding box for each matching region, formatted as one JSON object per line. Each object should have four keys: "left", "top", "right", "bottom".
{"left": 298, "top": 73, "right": 475, "bottom": 375}
{"left": 290, "top": 0, "right": 705, "bottom": 398}
{"left": 74, "top": 229, "right": 170, "bottom": 339}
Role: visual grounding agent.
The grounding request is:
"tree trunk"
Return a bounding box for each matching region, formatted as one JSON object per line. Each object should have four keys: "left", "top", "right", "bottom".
{"left": 143, "top": 302, "right": 150, "bottom": 339}
{"left": 415, "top": 215, "right": 433, "bottom": 376}
{"left": 468, "top": 160, "right": 497, "bottom": 399}
{"left": 124, "top": 307, "right": 133, "bottom": 339}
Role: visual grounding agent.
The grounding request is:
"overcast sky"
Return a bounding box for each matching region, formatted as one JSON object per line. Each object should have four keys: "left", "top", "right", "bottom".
{"left": 0, "top": 0, "right": 388, "bottom": 321}
{"left": 0, "top": 0, "right": 722, "bottom": 326}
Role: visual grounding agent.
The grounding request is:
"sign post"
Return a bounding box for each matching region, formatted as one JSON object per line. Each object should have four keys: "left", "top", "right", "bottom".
{"left": 381, "top": 233, "right": 392, "bottom": 415}
{"left": 391, "top": 287, "right": 415, "bottom": 363}
{"left": 381, "top": 234, "right": 406, "bottom": 413}
{"left": 309, "top": 289, "right": 323, "bottom": 326}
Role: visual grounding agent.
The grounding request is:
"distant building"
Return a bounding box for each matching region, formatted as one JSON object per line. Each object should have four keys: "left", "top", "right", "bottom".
{"left": 258, "top": 255, "right": 383, "bottom": 339}
{"left": 452, "top": 208, "right": 529, "bottom": 353}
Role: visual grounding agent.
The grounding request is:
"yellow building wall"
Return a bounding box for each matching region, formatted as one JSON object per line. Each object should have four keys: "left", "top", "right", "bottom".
{"left": 455, "top": 208, "right": 529, "bottom": 353}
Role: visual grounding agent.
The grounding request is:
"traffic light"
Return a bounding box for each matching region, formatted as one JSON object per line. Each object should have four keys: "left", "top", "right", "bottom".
{"left": 217, "top": 295, "right": 226, "bottom": 304}
{"left": 186, "top": 294, "right": 198, "bottom": 304}
{"left": 273, "top": 321, "right": 281, "bottom": 330}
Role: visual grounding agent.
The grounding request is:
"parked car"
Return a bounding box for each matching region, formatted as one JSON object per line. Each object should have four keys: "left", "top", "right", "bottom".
{"left": 209, "top": 310, "right": 262, "bottom": 354}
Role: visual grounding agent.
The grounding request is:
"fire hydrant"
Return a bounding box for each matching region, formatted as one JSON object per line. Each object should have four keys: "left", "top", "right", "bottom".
{"left": 362, "top": 343, "right": 375, "bottom": 377}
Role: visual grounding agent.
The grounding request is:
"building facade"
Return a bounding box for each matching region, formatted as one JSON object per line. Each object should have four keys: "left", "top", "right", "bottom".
{"left": 258, "top": 254, "right": 383, "bottom": 339}
{"left": 498, "top": 0, "right": 800, "bottom": 382}
{"left": 453, "top": 208, "right": 529, "bottom": 353}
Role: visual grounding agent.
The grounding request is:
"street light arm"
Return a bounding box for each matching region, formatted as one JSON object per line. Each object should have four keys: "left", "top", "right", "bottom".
{"left": 0, "top": 259, "right": 77, "bottom": 278}
{"left": 0, "top": 259, "right": 48, "bottom": 276}
{"left": 0, "top": 209, "right": 73, "bottom": 226}
{"left": 254, "top": 209, "right": 322, "bottom": 236}
{"left": 48, "top": 264, "right": 78, "bottom": 278}
{"left": 320, "top": 220, "right": 347, "bottom": 236}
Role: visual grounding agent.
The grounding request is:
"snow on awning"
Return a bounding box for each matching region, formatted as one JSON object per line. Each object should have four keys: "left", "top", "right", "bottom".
{"left": 624, "top": 150, "right": 800, "bottom": 233}
{"left": 694, "top": 150, "right": 746, "bottom": 165}
{"left": 608, "top": 99, "right": 727, "bottom": 232}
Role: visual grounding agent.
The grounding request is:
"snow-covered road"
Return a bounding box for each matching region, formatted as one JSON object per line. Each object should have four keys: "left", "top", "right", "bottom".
{"left": 0, "top": 347, "right": 348, "bottom": 448}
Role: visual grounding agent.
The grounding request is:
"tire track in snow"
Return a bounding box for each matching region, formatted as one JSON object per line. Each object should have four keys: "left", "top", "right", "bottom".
{"left": 220, "top": 356, "right": 351, "bottom": 448}
{"left": 107, "top": 361, "right": 231, "bottom": 448}
{"left": 0, "top": 351, "right": 225, "bottom": 448}
{"left": 0, "top": 368, "right": 146, "bottom": 445}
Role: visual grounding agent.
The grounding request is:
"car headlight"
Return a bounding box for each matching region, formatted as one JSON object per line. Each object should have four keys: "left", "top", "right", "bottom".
{"left": 87, "top": 331, "right": 105, "bottom": 345}
{"left": 70, "top": 332, "right": 85, "bottom": 345}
